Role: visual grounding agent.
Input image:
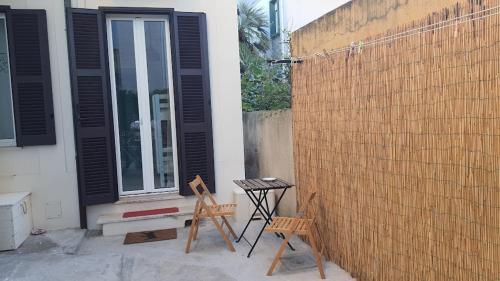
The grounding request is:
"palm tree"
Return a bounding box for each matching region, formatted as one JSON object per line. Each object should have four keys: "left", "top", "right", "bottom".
{"left": 238, "top": 1, "right": 270, "bottom": 54}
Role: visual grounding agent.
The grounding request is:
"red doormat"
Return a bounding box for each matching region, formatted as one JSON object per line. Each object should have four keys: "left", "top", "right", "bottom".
{"left": 123, "top": 207, "right": 179, "bottom": 219}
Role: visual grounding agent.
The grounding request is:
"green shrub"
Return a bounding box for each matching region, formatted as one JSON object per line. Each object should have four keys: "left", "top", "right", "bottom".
{"left": 240, "top": 44, "right": 290, "bottom": 112}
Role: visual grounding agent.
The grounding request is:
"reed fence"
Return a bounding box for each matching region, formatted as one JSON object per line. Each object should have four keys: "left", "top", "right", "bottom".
{"left": 292, "top": 1, "right": 500, "bottom": 280}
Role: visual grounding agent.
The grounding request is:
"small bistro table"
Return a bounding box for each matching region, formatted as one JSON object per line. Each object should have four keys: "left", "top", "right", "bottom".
{"left": 233, "top": 178, "right": 295, "bottom": 257}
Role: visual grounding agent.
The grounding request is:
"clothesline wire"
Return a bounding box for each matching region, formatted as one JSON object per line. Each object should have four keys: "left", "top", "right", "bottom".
{"left": 294, "top": 3, "right": 500, "bottom": 61}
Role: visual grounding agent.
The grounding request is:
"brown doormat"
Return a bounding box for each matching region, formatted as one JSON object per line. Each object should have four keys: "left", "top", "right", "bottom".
{"left": 124, "top": 228, "right": 177, "bottom": 245}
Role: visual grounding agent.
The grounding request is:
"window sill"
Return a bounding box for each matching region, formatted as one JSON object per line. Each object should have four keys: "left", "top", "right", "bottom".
{"left": 116, "top": 192, "right": 184, "bottom": 205}
{"left": 0, "top": 139, "right": 16, "bottom": 147}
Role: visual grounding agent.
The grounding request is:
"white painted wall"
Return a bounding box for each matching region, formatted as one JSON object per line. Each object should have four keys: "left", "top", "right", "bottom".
{"left": 0, "top": 0, "right": 80, "bottom": 230}
{"left": 0, "top": 0, "right": 245, "bottom": 230}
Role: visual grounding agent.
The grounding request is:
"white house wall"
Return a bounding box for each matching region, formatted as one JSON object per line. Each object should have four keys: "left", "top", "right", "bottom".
{"left": 0, "top": 0, "right": 80, "bottom": 230}
{"left": 0, "top": 0, "right": 245, "bottom": 230}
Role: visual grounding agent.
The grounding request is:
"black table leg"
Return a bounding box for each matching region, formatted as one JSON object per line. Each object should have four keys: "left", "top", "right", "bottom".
{"left": 260, "top": 190, "right": 281, "bottom": 239}
{"left": 245, "top": 187, "right": 294, "bottom": 257}
{"left": 270, "top": 188, "right": 295, "bottom": 251}
{"left": 261, "top": 188, "right": 295, "bottom": 250}
{"left": 249, "top": 190, "right": 272, "bottom": 221}
{"left": 237, "top": 189, "right": 277, "bottom": 244}
{"left": 237, "top": 190, "right": 264, "bottom": 243}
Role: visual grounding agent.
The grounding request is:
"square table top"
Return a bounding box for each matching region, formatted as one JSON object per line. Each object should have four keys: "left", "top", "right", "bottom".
{"left": 233, "top": 178, "right": 294, "bottom": 191}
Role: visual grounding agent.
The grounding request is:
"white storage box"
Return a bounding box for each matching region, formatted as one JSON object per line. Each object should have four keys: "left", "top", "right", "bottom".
{"left": 0, "top": 192, "right": 32, "bottom": 251}
{"left": 233, "top": 188, "right": 275, "bottom": 223}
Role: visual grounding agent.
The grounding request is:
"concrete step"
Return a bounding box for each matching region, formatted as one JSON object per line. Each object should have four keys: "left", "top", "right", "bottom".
{"left": 97, "top": 206, "right": 193, "bottom": 236}
{"left": 86, "top": 193, "right": 198, "bottom": 230}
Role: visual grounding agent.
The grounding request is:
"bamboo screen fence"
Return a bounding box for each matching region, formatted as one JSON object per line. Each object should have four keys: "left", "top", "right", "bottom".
{"left": 292, "top": 1, "right": 500, "bottom": 281}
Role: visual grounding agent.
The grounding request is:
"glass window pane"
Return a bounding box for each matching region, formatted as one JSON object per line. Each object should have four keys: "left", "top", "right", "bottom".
{"left": 111, "top": 20, "right": 144, "bottom": 192}
{"left": 0, "top": 17, "right": 15, "bottom": 141}
{"left": 144, "top": 21, "right": 176, "bottom": 189}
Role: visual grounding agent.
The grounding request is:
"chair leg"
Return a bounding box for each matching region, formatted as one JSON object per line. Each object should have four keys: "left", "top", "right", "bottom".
{"left": 307, "top": 230, "right": 325, "bottom": 279}
{"left": 221, "top": 216, "right": 237, "bottom": 239}
{"left": 266, "top": 232, "right": 293, "bottom": 276}
{"left": 185, "top": 214, "right": 198, "bottom": 254}
{"left": 193, "top": 217, "right": 200, "bottom": 240}
{"left": 209, "top": 215, "right": 235, "bottom": 252}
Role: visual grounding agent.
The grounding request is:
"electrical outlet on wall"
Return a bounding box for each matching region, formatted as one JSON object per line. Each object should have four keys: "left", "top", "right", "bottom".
{"left": 45, "top": 201, "right": 62, "bottom": 219}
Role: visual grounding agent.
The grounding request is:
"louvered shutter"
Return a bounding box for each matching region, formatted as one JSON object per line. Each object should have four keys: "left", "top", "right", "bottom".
{"left": 7, "top": 9, "right": 55, "bottom": 146}
{"left": 173, "top": 13, "right": 215, "bottom": 195}
{"left": 67, "top": 9, "right": 118, "bottom": 205}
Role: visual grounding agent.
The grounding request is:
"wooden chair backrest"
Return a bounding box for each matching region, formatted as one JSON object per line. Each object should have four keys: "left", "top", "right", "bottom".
{"left": 299, "top": 189, "right": 325, "bottom": 256}
{"left": 297, "top": 190, "right": 317, "bottom": 219}
{"left": 188, "top": 175, "right": 217, "bottom": 206}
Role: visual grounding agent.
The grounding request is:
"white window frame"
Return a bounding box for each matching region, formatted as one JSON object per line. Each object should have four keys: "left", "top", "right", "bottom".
{"left": 0, "top": 13, "right": 16, "bottom": 147}
{"left": 106, "top": 15, "right": 179, "bottom": 196}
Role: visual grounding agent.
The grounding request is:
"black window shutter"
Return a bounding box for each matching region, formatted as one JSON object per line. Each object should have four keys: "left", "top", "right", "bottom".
{"left": 67, "top": 9, "right": 118, "bottom": 205}
{"left": 7, "top": 9, "right": 55, "bottom": 146}
{"left": 173, "top": 13, "right": 215, "bottom": 196}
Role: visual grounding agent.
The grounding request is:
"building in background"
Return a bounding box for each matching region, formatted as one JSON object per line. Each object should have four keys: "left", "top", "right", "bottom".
{"left": 251, "top": 0, "right": 351, "bottom": 58}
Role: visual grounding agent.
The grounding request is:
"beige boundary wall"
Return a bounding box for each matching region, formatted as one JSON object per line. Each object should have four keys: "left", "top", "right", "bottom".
{"left": 243, "top": 110, "right": 296, "bottom": 216}
{"left": 291, "top": 0, "right": 472, "bottom": 57}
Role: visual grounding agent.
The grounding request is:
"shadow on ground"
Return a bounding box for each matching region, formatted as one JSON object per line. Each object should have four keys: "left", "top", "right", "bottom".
{"left": 0, "top": 222, "right": 355, "bottom": 281}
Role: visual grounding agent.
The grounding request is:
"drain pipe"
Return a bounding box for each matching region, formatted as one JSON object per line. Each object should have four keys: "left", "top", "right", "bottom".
{"left": 63, "top": 0, "right": 89, "bottom": 230}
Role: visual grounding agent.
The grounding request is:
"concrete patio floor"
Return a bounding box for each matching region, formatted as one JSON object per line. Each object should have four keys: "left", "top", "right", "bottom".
{"left": 0, "top": 222, "right": 355, "bottom": 281}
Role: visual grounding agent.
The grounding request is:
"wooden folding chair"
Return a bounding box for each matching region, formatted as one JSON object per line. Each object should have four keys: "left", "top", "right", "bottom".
{"left": 264, "top": 190, "right": 325, "bottom": 279}
{"left": 185, "top": 175, "right": 237, "bottom": 253}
